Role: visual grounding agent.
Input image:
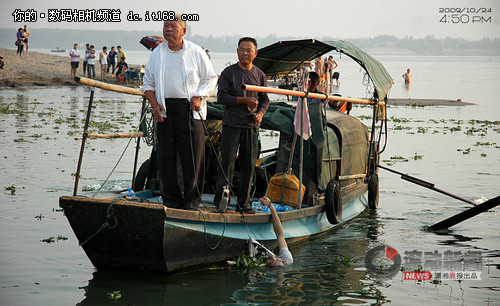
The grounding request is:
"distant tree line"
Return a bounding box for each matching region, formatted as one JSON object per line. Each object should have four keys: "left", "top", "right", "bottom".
{"left": 1, "top": 28, "right": 499, "bottom": 55}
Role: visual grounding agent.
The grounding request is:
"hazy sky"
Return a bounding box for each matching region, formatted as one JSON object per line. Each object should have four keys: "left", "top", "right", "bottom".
{"left": 3, "top": 0, "right": 499, "bottom": 40}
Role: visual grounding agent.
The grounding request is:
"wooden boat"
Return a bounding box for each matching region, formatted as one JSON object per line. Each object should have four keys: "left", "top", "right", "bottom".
{"left": 59, "top": 39, "right": 393, "bottom": 273}
{"left": 51, "top": 47, "right": 65, "bottom": 52}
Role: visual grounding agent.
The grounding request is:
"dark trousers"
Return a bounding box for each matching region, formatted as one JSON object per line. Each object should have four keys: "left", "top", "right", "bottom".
{"left": 157, "top": 99, "right": 205, "bottom": 210}
{"left": 214, "top": 126, "right": 259, "bottom": 209}
{"left": 87, "top": 64, "right": 95, "bottom": 78}
{"left": 107, "top": 61, "right": 115, "bottom": 74}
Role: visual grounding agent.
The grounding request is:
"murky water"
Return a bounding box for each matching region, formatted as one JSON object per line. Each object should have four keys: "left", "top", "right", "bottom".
{"left": 1, "top": 55, "right": 499, "bottom": 305}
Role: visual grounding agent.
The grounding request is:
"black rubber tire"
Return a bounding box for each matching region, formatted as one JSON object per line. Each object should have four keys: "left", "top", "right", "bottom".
{"left": 325, "top": 180, "right": 342, "bottom": 224}
{"left": 368, "top": 173, "right": 379, "bottom": 209}
{"left": 133, "top": 159, "right": 151, "bottom": 192}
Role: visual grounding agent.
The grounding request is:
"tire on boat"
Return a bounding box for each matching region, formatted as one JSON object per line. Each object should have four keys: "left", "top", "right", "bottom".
{"left": 368, "top": 173, "right": 379, "bottom": 209}
{"left": 325, "top": 179, "right": 342, "bottom": 224}
{"left": 133, "top": 159, "right": 151, "bottom": 192}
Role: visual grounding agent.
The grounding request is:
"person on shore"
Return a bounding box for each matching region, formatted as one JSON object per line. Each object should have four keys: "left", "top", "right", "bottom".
{"left": 107, "top": 46, "right": 117, "bottom": 74}
{"left": 115, "top": 56, "right": 128, "bottom": 78}
{"left": 116, "top": 46, "right": 126, "bottom": 62}
{"left": 86, "top": 45, "right": 96, "bottom": 79}
{"left": 0, "top": 56, "right": 5, "bottom": 70}
{"left": 402, "top": 68, "right": 411, "bottom": 84}
{"left": 99, "top": 46, "right": 108, "bottom": 80}
{"left": 16, "top": 28, "right": 24, "bottom": 57}
{"left": 205, "top": 49, "right": 211, "bottom": 60}
{"left": 23, "top": 25, "right": 30, "bottom": 54}
{"left": 214, "top": 37, "right": 270, "bottom": 213}
{"left": 259, "top": 197, "right": 293, "bottom": 267}
{"left": 69, "top": 43, "right": 80, "bottom": 78}
{"left": 141, "top": 15, "right": 217, "bottom": 210}
{"left": 83, "top": 43, "right": 90, "bottom": 77}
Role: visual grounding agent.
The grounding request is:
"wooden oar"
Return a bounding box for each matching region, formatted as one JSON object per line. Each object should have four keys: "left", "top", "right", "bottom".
{"left": 241, "top": 84, "right": 385, "bottom": 106}
{"left": 427, "top": 196, "right": 500, "bottom": 231}
{"left": 75, "top": 77, "right": 144, "bottom": 96}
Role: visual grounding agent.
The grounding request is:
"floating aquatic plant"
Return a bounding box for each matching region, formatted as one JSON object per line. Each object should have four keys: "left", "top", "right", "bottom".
{"left": 5, "top": 185, "right": 16, "bottom": 195}
{"left": 107, "top": 290, "right": 122, "bottom": 302}
{"left": 235, "top": 254, "right": 266, "bottom": 268}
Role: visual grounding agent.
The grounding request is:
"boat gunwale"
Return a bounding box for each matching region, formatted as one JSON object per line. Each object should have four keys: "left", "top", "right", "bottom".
{"left": 59, "top": 182, "right": 367, "bottom": 225}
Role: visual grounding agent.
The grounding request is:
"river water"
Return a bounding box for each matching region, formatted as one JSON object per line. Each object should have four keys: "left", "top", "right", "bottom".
{"left": 0, "top": 53, "right": 499, "bottom": 305}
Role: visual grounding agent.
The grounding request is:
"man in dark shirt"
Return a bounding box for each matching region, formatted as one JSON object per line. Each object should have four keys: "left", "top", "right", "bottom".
{"left": 214, "top": 37, "right": 270, "bottom": 212}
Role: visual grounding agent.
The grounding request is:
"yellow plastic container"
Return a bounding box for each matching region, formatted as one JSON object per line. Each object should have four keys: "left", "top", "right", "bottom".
{"left": 265, "top": 172, "right": 306, "bottom": 208}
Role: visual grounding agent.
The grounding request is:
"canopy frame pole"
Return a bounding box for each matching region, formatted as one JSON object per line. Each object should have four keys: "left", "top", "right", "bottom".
{"left": 298, "top": 96, "right": 305, "bottom": 209}
{"left": 241, "top": 84, "right": 384, "bottom": 106}
{"left": 73, "top": 90, "right": 94, "bottom": 196}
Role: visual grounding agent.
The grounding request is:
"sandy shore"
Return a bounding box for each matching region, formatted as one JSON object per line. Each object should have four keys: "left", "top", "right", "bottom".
{"left": 0, "top": 48, "right": 133, "bottom": 87}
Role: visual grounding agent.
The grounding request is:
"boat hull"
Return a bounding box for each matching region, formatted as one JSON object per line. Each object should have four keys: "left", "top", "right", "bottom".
{"left": 60, "top": 184, "right": 368, "bottom": 273}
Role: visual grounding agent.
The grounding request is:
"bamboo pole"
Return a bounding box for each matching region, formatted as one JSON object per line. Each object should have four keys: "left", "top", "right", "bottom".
{"left": 74, "top": 132, "right": 144, "bottom": 140}
{"left": 75, "top": 76, "right": 145, "bottom": 96}
{"left": 241, "top": 84, "right": 385, "bottom": 106}
{"left": 73, "top": 90, "right": 94, "bottom": 196}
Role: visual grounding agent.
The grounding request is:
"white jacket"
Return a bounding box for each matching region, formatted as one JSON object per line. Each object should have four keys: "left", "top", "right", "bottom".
{"left": 141, "top": 39, "right": 217, "bottom": 120}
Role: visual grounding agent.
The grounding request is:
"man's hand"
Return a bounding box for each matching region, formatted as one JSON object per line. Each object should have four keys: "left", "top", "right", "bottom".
{"left": 254, "top": 111, "right": 264, "bottom": 124}
{"left": 245, "top": 97, "right": 258, "bottom": 109}
{"left": 190, "top": 96, "right": 202, "bottom": 111}
{"left": 144, "top": 91, "right": 165, "bottom": 122}
{"left": 152, "top": 103, "right": 165, "bottom": 123}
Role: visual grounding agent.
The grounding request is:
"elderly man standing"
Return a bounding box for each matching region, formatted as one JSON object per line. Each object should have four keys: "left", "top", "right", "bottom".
{"left": 141, "top": 16, "right": 217, "bottom": 210}
{"left": 214, "top": 37, "right": 269, "bottom": 213}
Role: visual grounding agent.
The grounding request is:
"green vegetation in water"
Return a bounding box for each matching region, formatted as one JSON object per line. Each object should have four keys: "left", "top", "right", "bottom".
{"left": 5, "top": 185, "right": 16, "bottom": 195}
{"left": 413, "top": 154, "right": 423, "bottom": 160}
{"left": 41, "top": 237, "right": 55, "bottom": 243}
{"left": 0, "top": 103, "right": 19, "bottom": 114}
{"left": 235, "top": 254, "right": 266, "bottom": 268}
{"left": 34, "top": 213, "right": 44, "bottom": 221}
{"left": 332, "top": 255, "right": 358, "bottom": 268}
{"left": 41, "top": 235, "right": 68, "bottom": 243}
{"left": 82, "top": 185, "right": 95, "bottom": 191}
{"left": 389, "top": 155, "right": 409, "bottom": 162}
{"left": 13, "top": 138, "right": 27, "bottom": 143}
{"left": 473, "top": 141, "right": 496, "bottom": 146}
{"left": 107, "top": 291, "right": 122, "bottom": 302}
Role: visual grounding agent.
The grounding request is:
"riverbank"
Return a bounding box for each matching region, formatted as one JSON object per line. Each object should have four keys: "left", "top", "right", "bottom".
{"left": 0, "top": 48, "right": 76, "bottom": 87}
{"left": 0, "top": 48, "right": 137, "bottom": 87}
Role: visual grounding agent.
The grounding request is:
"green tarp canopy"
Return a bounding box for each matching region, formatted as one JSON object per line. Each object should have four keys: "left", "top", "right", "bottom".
{"left": 253, "top": 39, "right": 394, "bottom": 101}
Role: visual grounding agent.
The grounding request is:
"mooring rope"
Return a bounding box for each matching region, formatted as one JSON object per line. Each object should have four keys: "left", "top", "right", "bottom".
{"left": 79, "top": 196, "right": 122, "bottom": 246}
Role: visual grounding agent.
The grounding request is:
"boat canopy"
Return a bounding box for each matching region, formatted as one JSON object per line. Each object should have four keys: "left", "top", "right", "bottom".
{"left": 253, "top": 39, "right": 394, "bottom": 101}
